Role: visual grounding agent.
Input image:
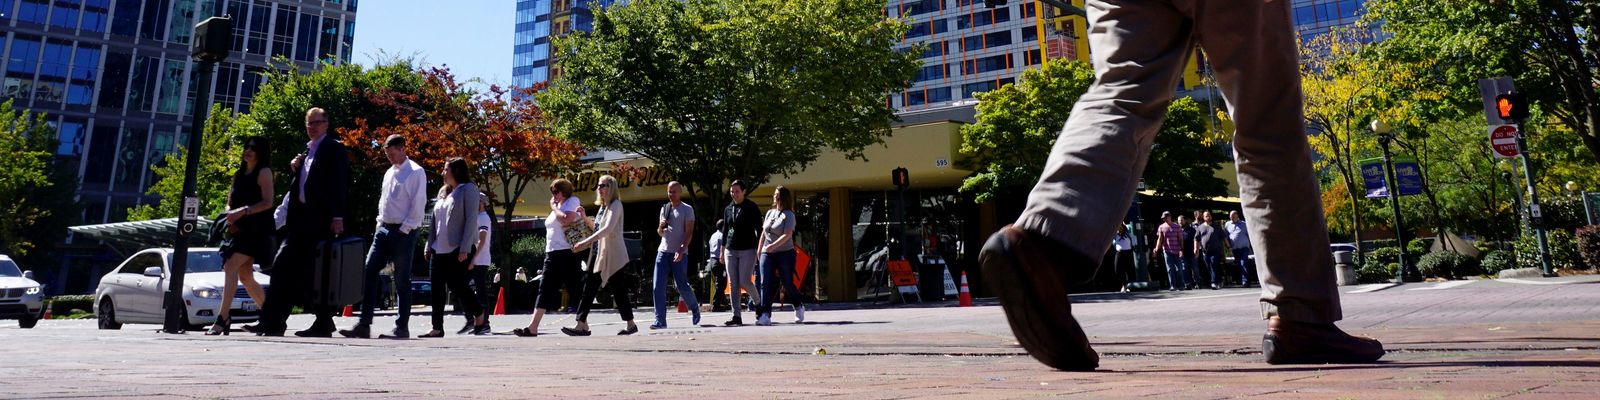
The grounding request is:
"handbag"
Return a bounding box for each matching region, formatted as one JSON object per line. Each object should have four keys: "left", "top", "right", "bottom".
{"left": 563, "top": 211, "right": 596, "bottom": 246}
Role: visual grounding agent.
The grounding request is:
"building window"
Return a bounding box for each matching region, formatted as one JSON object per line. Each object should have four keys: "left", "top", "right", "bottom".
{"left": 295, "top": 12, "right": 320, "bottom": 62}
{"left": 84, "top": 124, "right": 119, "bottom": 188}
{"left": 81, "top": 5, "right": 108, "bottom": 33}
{"left": 0, "top": 0, "right": 14, "bottom": 23}
{"left": 247, "top": 0, "right": 270, "bottom": 55}
{"left": 962, "top": 54, "right": 1010, "bottom": 75}
{"left": 899, "top": 0, "right": 939, "bottom": 17}
{"left": 320, "top": 17, "right": 340, "bottom": 63}
{"left": 110, "top": 0, "right": 140, "bottom": 37}
{"left": 57, "top": 118, "right": 87, "bottom": 156}
{"left": 139, "top": 0, "right": 170, "bottom": 41}
{"left": 957, "top": 7, "right": 1011, "bottom": 29}
{"left": 341, "top": 20, "right": 355, "bottom": 63}
{"left": 49, "top": 1, "right": 81, "bottom": 30}
{"left": 17, "top": 0, "right": 47, "bottom": 24}
{"left": 112, "top": 125, "right": 149, "bottom": 193}
{"left": 156, "top": 58, "right": 185, "bottom": 115}
{"left": 273, "top": 5, "right": 297, "bottom": 58}
{"left": 913, "top": 63, "right": 948, "bottom": 82}
{"left": 97, "top": 50, "right": 131, "bottom": 110}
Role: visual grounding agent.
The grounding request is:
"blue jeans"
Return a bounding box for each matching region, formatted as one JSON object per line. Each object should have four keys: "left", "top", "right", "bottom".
{"left": 653, "top": 251, "right": 699, "bottom": 325}
{"left": 757, "top": 249, "right": 800, "bottom": 317}
{"left": 1197, "top": 250, "right": 1222, "bottom": 287}
{"left": 360, "top": 225, "right": 416, "bottom": 327}
{"left": 1232, "top": 247, "right": 1256, "bottom": 285}
{"left": 1163, "top": 252, "right": 1190, "bottom": 290}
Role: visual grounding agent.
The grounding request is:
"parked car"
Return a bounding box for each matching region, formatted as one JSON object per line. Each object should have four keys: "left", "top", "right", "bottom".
{"left": 93, "top": 248, "right": 271, "bottom": 330}
{"left": 0, "top": 255, "right": 45, "bottom": 328}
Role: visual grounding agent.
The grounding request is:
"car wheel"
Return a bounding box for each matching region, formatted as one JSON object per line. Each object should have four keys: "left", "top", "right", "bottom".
{"left": 19, "top": 313, "right": 37, "bottom": 329}
{"left": 97, "top": 298, "right": 122, "bottom": 330}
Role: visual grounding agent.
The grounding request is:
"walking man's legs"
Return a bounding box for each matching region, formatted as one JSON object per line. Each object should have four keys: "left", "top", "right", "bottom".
{"left": 978, "top": 0, "right": 1382, "bottom": 371}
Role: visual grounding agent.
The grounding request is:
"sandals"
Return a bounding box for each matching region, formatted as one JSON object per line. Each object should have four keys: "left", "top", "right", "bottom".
{"left": 512, "top": 327, "right": 539, "bottom": 337}
{"left": 617, "top": 325, "right": 639, "bottom": 336}
{"left": 560, "top": 327, "right": 591, "bottom": 336}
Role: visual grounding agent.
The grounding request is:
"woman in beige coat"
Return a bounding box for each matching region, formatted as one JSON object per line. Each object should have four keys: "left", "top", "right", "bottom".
{"left": 564, "top": 175, "right": 640, "bottom": 336}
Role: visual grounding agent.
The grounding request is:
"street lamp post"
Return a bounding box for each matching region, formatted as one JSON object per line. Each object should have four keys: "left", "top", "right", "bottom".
{"left": 1372, "top": 120, "right": 1421, "bottom": 283}
{"left": 162, "top": 16, "right": 232, "bottom": 333}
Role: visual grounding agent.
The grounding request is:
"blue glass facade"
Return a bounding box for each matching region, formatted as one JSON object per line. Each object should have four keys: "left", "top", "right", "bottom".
{"left": 513, "top": 0, "right": 618, "bottom": 90}
{"left": 1, "top": 0, "right": 357, "bottom": 224}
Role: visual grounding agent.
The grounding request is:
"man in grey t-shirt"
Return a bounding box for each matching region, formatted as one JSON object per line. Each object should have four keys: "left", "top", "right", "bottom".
{"left": 1193, "top": 211, "right": 1225, "bottom": 290}
{"left": 652, "top": 182, "right": 699, "bottom": 329}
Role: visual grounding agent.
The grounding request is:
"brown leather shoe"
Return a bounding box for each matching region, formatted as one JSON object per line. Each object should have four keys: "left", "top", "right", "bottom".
{"left": 1263, "top": 316, "right": 1384, "bottom": 364}
{"left": 979, "top": 225, "right": 1099, "bottom": 371}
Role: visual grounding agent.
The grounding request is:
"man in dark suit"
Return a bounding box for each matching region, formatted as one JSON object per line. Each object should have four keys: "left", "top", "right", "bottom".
{"left": 247, "top": 107, "right": 349, "bottom": 337}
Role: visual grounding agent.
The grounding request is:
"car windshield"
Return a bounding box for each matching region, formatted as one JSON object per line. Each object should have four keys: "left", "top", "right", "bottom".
{"left": 0, "top": 260, "right": 20, "bottom": 277}
{"left": 167, "top": 252, "right": 226, "bottom": 273}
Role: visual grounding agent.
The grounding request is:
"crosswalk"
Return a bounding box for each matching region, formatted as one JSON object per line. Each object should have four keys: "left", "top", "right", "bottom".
{"left": 1346, "top": 280, "right": 1478, "bottom": 294}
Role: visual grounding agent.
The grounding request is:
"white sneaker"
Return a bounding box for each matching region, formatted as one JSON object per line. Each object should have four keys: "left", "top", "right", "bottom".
{"left": 756, "top": 314, "right": 772, "bottom": 326}
{"left": 793, "top": 304, "right": 805, "bottom": 324}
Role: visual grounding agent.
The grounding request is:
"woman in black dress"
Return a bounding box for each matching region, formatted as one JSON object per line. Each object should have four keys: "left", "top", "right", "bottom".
{"left": 209, "top": 137, "right": 274, "bottom": 335}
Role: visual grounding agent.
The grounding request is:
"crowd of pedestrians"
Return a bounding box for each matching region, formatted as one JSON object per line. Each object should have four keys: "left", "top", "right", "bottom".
{"left": 205, "top": 107, "right": 812, "bottom": 338}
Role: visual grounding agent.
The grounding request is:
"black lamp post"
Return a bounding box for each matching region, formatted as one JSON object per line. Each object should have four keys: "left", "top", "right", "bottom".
{"left": 163, "top": 16, "right": 232, "bottom": 333}
{"left": 1372, "top": 120, "right": 1421, "bottom": 283}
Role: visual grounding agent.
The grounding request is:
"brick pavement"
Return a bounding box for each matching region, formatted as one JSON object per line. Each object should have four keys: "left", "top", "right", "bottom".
{"left": 2, "top": 276, "right": 1597, "bottom": 399}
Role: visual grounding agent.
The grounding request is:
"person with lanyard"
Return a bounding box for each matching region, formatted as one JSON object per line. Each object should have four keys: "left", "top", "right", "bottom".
{"left": 651, "top": 182, "right": 699, "bottom": 329}
{"left": 719, "top": 180, "right": 762, "bottom": 326}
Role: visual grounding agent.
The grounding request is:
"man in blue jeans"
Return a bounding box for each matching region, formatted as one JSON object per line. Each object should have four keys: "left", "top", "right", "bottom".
{"left": 340, "top": 135, "right": 427, "bottom": 339}
{"left": 652, "top": 181, "right": 700, "bottom": 329}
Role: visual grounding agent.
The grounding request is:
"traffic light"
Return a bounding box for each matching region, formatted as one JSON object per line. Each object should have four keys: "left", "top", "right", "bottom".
{"left": 985, "top": 0, "right": 1007, "bottom": 8}
{"left": 892, "top": 167, "right": 910, "bottom": 189}
{"left": 192, "top": 16, "right": 233, "bottom": 63}
{"left": 1496, "top": 91, "right": 1529, "bottom": 121}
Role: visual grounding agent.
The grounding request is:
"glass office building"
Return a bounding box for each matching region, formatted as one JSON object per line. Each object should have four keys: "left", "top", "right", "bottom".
{"left": 1, "top": 0, "right": 357, "bottom": 224}
{"left": 513, "top": 0, "right": 619, "bottom": 89}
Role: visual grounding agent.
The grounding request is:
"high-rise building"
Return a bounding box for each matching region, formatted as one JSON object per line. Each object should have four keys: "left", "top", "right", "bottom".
{"left": 1, "top": 0, "right": 357, "bottom": 224}
{"left": 513, "top": 0, "right": 619, "bottom": 89}
{"left": 1289, "top": 0, "right": 1367, "bottom": 40}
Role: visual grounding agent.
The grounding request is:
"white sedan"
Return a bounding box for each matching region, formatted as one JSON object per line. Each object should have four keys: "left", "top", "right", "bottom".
{"left": 94, "top": 248, "right": 270, "bottom": 330}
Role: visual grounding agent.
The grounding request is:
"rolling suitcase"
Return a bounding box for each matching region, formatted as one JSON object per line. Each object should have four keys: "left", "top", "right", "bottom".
{"left": 313, "top": 236, "right": 367, "bottom": 307}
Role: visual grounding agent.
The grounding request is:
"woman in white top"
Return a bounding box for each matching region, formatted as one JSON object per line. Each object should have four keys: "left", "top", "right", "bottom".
{"left": 755, "top": 186, "right": 802, "bottom": 326}
{"left": 459, "top": 193, "right": 494, "bottom": 335}
{"left": 514, "top": 179, "right": 585, "bottom": 336}
{"left": 563, "top": 175, "right": 640, "bottom": 336}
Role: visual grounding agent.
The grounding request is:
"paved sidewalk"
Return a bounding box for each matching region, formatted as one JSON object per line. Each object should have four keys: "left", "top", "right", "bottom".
{"left": 2, "top": 276, "right": 1597, "bottom": 399}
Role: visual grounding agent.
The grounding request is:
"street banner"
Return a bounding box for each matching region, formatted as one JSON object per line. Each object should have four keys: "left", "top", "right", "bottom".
{"left": 1361, "top": 157, "right": 1423, "bottom": 198}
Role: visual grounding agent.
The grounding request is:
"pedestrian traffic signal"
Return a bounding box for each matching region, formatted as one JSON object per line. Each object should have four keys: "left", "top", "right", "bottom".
{"left": 892, "top": 167, "right": 910, "bottom": 189}
{"left": 1496, "top": 92, "right": 1529, "bottom": 121}
{"left": 985, "top": 0, "right": 1007, "bottom": 8}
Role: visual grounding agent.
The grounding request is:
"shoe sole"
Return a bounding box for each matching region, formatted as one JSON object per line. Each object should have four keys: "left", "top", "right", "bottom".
{"left": 979, "top": 230, "right": 1099, "bottom": 371}
{"left": 1262, "top": 334, "right": 1385, "bottom": 364}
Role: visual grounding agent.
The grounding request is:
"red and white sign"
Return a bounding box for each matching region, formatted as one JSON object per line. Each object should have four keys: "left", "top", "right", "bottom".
{"left": 1490, "top": 124, "right": 1520, "bottom": 158}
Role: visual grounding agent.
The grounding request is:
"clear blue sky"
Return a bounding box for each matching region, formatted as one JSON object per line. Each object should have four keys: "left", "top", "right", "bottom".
{"left": 352, "top": 1, "right": 514, "bottom": 90}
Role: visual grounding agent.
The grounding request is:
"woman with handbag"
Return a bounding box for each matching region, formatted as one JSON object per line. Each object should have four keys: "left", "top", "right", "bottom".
{"left": 208, "top": 137, "right": 274, "bottom": 335}
{"left": 513, "top": 178, "right": 588, "bottom": 336}
{"left": 562, "top": 175, "right": 640, "bottom": 336}
{"left": 420, "top": 158, "right": 487, "bottom": 338}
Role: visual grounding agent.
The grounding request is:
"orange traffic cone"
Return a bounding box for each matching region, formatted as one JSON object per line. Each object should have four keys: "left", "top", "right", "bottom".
{"left": 958, "top": 272, "right": 973, "bottom": 307}
{"left": 677, "top": 299, "right": 688, "bottom": 313}
{"left": 493, "top": 287, "right": 507, "bottom": 316}
{"left": 42, "top": 304, "right": 52, "bottom": 320}
{"left": 342, "top": 305, "right": 354, "bottom": 317}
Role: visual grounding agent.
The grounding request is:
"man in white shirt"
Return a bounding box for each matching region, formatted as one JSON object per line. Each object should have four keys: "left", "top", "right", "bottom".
{"left": 341, "top": 134, "right": 428, "bottom": 339}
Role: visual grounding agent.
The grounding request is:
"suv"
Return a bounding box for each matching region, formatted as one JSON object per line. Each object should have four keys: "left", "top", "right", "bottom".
{"left": 0, "top": 255, "right": 45, "bottom": 328}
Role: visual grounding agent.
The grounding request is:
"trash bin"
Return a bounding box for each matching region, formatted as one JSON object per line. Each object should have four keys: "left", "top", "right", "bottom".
{"left": 1333, "top": 250, "right": 1357, "bottom": 285}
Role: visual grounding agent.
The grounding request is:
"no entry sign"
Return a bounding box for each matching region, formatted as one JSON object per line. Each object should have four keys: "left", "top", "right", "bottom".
{"left": 1490, "top": 125, "right": 1520, "bottom": 158}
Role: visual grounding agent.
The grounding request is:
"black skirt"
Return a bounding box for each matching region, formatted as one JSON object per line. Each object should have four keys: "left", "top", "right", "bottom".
{"left": 220, "top": 214, "right": 276, "bottom": 264}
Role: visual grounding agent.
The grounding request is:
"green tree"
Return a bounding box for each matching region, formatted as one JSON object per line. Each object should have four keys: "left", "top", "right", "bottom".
{"left": 1364, "top": 0, "right": 1600, "bottom": 163}
{"left": 539, "top": 0, "right": 921, "bottom": 229}
{"left": 131, "top": 59, "right": 429, "bottom": 237}
{"left": 0, "top": 100, "right": 59, "bottom": 257}
{"left": 127, "top": 104, "right": 243, "bottom": 221}
{"left": 957, "top": 58, "right": 1228, "bottom": 202}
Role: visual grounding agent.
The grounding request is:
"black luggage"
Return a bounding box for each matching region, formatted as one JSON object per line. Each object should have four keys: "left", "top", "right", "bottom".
{"left": 313, "top": 236, "right": 367, "bottom": 307}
